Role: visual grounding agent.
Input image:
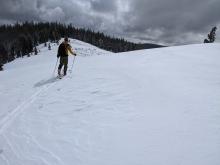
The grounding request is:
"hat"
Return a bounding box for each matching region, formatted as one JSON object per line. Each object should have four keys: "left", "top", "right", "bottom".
{"left": 64, "top": 37, "right": 68, "bottom": 42}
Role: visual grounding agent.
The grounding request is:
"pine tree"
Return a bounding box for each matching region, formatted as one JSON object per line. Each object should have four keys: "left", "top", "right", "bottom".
{"left": 204, "top": 27, "right": 217, "bottom": 43}
{"left": 34, "top": 46, "right": 38, "bottom": 55}
{"left": 48, "top": 43, "right": 51, "bottom": 50}
{"left": 0, "top": 63, "right": 3, "bottom": 71}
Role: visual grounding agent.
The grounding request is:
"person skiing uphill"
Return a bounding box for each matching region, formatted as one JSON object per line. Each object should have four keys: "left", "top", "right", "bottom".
{"left": 57, "top": 37, "right": 76, "bottom": 76}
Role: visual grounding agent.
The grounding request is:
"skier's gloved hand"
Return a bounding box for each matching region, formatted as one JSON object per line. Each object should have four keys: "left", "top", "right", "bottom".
{"left": 74, "top": 53, "right": 77, "bottom": 56}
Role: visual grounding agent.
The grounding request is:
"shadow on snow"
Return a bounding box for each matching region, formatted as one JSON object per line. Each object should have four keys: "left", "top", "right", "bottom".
{"left": 34, "top": 77, "right": 58, "bottom": 87}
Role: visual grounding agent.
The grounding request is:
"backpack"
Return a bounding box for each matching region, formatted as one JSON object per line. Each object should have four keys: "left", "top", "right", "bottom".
{"left": 57, "top": 43, "right": 68, "bottom": 57}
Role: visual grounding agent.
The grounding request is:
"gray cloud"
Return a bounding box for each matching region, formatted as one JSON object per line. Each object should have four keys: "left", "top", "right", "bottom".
{"left": 121, "top": 0, "right": 220, "bottom": 44}
{"left": 0, "top": 0, "right": 219, "bottom": 45}
{"left": 90, "top": 0, "right": 117, "bottom": 13}
{"left": 0, "top": 0, "right": 40, "bottom": 22}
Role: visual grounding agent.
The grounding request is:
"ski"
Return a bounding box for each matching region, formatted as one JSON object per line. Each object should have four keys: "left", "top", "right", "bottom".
{"left": 57, "top": 75, "right": 64, "bottom": 79}
{"left": 57, "top": 74, "right": 67, "bottom": 79}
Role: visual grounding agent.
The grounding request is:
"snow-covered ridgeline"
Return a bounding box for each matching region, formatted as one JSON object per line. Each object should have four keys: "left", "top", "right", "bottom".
{"left": 0, "top": 40, "right": 220, "bottom": 165}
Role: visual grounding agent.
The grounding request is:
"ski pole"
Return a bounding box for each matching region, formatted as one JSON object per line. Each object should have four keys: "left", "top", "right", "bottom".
{"left": 53, "top": 57, "right": 59, "bottom": 76}
{"left": 69, "top": 55, "right": 76, "bottom": 73}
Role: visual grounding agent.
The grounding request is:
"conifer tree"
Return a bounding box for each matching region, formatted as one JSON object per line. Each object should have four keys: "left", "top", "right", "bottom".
{"left": 34, "top": 46, "right": 38, "bottom": 55}
{"left": 0, "top": 63, "right": 3, "bottom": 71}
{"left": 204, "top": 27, "right": 217, "bottom": 43}
{"left": 48, "top": 43, "right": 51, "bottom": 50}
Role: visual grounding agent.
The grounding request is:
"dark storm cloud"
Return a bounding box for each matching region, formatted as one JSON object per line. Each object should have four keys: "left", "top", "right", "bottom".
{"left": 0, "top": 0, "right": 40, "bottom": 21}
{"left": 0, "top": 0, "right": 220, "bottom": 45}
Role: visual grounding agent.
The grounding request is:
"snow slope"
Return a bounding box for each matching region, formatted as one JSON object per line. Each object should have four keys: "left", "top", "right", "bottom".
{"left": 0, "top": 40, "right": 220, "bottom": 165}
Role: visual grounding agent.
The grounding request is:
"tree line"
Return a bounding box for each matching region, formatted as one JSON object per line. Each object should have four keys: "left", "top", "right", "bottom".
{"left": 0, "top": 22, "right": 163, "bottom": 70}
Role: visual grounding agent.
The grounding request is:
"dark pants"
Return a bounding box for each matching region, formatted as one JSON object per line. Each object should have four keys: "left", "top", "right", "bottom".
{"left": 58, "top": 57, "right": 68, "bottom": 75}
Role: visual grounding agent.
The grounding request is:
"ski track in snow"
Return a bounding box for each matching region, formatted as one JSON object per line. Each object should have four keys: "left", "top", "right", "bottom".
{"left": 0, "top": 81, "right": 56, "bottom": 134}
{"left": 0, "top": 39, "right": 110, "bottom": 136}
{"left": 0, "top": 39, "right": 116, "bottom": 165}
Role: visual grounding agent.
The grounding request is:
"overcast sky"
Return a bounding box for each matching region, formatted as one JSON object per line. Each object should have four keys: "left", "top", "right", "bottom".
{"left": 0, "top": 0, "right": 219, "bottom": 45}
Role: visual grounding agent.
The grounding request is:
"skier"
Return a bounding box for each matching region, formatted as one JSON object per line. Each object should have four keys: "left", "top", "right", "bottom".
{"left": 57, "top": 37, "right": 76, "bottom": 77}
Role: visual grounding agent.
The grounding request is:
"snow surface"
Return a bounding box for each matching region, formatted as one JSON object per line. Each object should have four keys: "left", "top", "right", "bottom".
{"left": 0, "top": 39, "right": 220, "bottom": 165}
